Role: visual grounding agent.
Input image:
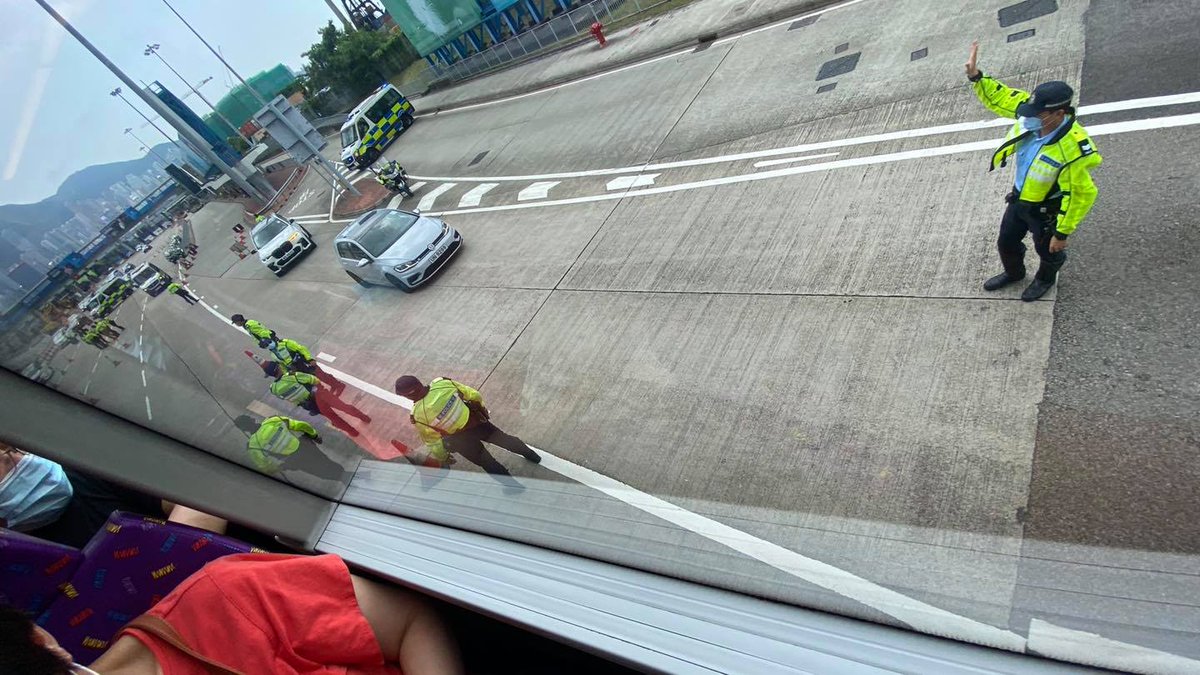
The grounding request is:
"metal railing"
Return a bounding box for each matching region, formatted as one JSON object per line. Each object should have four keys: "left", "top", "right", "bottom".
{"left": 402, "top": 0, "right": 669, "bottom": 93}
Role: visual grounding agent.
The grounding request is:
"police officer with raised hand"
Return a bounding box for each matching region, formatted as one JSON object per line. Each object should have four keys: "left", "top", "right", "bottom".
{"left": 966, "top": 40, "right": 1103, "bottom": 301}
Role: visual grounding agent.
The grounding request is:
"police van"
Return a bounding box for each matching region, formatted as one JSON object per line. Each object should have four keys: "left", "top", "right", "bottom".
{"left": 338, "top": 84, "right": 416, "bottom": 170}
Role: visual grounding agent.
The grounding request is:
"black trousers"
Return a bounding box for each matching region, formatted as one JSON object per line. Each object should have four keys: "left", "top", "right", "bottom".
{"left": 444, "top": 422, "right": 538, "bottom": 476}
{"left": 997, "top": 194, "right": 1067, "bottom": 283}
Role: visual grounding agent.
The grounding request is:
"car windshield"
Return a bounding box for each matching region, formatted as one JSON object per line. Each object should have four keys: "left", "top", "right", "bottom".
{"left": 5, "top": 4, "right": 1199, "bottom": 674}
{"left": 251, "top": 218, "right": 289, "bottom": 247}
{"left": 354, "top": 211, "right": 418, "bottom": 257}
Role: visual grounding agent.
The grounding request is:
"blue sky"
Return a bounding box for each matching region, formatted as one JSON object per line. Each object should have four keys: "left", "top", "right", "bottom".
{"left": 0, "top": 0, "right": 342, "bottom": 205}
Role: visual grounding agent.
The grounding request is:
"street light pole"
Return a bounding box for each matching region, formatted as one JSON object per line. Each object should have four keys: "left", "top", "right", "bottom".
{"left": 144, "top": 43, "right": 251, "bottom": 146}
{"left": 126, "top": 127, "right": 170, "bottom": 166}
{"left": 111, "top": 87, "right": 182, "bottom": 152}
{"left": 158, "top": 0, "right": 360, "bottom": 197}
{"left": 31, "top": 0, "right": 268, "bottom": 202}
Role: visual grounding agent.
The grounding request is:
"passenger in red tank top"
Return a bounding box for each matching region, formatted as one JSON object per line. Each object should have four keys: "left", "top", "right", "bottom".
{"left": 5, "top": 553, "right": 462, "bottom": 675}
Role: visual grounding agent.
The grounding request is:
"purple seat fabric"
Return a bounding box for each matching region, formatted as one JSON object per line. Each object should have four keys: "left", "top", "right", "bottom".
{"left": 0, "top": 528, "right": 83, "bottom": 617}
{"left": 37, "top": 511, "right": 257, "bottom": 664}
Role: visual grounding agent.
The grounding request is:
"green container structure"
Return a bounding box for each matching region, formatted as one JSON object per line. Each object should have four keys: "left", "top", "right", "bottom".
{"left": 204, "top": 64, "right": 297, "bottom": 140}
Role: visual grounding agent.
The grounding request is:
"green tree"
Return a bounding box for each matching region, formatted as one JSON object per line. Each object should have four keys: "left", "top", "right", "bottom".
{"left": 302, "top": 22, "right": 418, "bottom": 102}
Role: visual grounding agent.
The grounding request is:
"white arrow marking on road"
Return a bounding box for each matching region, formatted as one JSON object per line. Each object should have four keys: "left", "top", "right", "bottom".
{"left": 458, "top": 182, "right": 498, "bottom": 208}
{"left": 606, "top": 174, "right": 658, "bottom": 191}
{"left": 1027, "top": 619, "right": 1200, "bottom": 674}
{"left": 517, "top": 181, "right": 560, "bottom": 201}
{"left": 417, "top": 183, "right": 456, "bottom": 211}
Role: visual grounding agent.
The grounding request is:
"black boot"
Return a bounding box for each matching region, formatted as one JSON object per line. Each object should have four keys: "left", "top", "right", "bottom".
{"left": 985, "top": 247, "right": 1026, "bottom": 291}
{"left": 1021, "top": 279, "right": 1054, "bottom": 301}
{"left": 984, "top": 271, "right": 1025, "bottom": 291}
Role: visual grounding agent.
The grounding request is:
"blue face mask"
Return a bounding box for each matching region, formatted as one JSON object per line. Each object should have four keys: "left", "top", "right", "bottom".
{"left": 1018, "top": 115, "right": 1043, "bottom": 133}
{"left": 0, "top": 454, "right": 73, "bottom": 532}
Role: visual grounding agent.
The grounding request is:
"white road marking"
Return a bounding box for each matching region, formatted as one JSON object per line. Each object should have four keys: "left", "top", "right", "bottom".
{"left": 458, "top": 182, "right": 498, "bottom": 207}
{"left": 141, "top": 369, "right": 147, "bottom": 387}
{"left": 606, "top": 174, "right": 658, "bottom": 190}
{"left": 310, "top": 359, "right": 1025, "bottom": 650}
{"left": 90, "top": 359, "right": 100, "bottom": 374}
{"left": 289, "top": 213, "right": 331, "bottom": 222}
{"left": 517, "top": 181, "right": 560, "bottom": 201}
{"left": 423, "top": 0, "right": 869, "bottom": 117}
{"left": 317, "top": 352, "right": 337, "bottom": 363}
{"left": 1027, "top": 619, "right": 1200, "bottom": 674}
{"left": 386, "top": 194, "right": 406, "bottom": 210}
{"left": 427, "top": 112, "right": 1200, "bottom": 218}
{"left": 417, "top": 183, "right": 457, "bottom": 211}
{"left": 408, "top": 181, "right": 427, "bottom": 193}
{"left": 350, "top": 171, "right": 374, "bottom": 185}
{"left": 753, "top": 151, "right": 841, "bottom": 168}
{"left": 82, "top": 380, "right": 91, "bottom": 396}
{"left": 412, "top": 90, "right": 1200, "bottom": 183}
{"left": 144, "top": 396, "right": 153, "bottom": 421}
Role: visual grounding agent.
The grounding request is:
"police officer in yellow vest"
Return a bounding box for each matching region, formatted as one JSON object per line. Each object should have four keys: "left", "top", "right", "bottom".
{"left": 262, "top": 361, "right": 322, "bottom": 415}
{"left": 246, "top": 415, "right": 322, "bottom": 474}
{"left": 966, "top": 41, "right": 1103, "bottom": 301}
{"left": 394, "top": 375, "right": 540, "bottom": 473}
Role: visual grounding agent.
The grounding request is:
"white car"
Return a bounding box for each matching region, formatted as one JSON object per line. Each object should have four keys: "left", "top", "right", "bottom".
{"left": 251, "top": 214, "right": 316, "bottom": 276}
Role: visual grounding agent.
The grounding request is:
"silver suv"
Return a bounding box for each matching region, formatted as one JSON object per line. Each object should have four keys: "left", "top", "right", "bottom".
{"left": 251, "top": 214, "right": 315, "bottom": 276}
{"left": 334, "top": 209, "right": 462, "bottom": 291}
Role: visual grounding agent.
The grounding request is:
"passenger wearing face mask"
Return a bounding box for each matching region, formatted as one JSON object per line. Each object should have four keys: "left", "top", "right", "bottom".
{"left": 0, "top": 443, "right": 165, "bottom": 548}
{"left": 965, "top": 40, "right": 1103, "bottom": 301}
{"left": 0, "top": 446, "right": 73, "bottom": 532}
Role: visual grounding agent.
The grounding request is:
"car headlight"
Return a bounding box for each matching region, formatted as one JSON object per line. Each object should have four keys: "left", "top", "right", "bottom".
{"left": 441, "top": 222, "right": 450, "bottom": 237}
{"left": 394, "top": 260, "right": 418, "bottom": 272}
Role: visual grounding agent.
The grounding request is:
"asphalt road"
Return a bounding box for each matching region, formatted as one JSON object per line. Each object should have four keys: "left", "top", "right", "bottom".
{"left": 29, "top": 0, "right": 1200, "bottom": 670}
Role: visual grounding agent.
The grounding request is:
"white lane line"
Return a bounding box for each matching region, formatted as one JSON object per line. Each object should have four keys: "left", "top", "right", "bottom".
{"left": 427, "top": 112, "right": 1200, "bottom": 218}
{"left": 411, "top": 90, "right": 1200, "bottom": 183}
{"left": 141, "top": 369, "right": 147, "bottom": 387}
{"left": 351, "top": 171, "right": 374, "bottom": 185}
{"left": 517, "top": 181, "right": 560, "bottom": 201}
{"left": 417, "top": 183, "right": 457, "bottom": 211}
{"left": 753, "top": 151, "right": 840, "bottom": 168}
{"left": 90, "top": 359, "right": 100, "bottom": 374}
{"left": 408, "top": 181, "right": 427, "bottom": 193}
{"left": 606, "top": 174, "right": 658, "bottom": 191}
{"left": 311, "top": 358, "right": 1025, "bottom": 650}
{"left": 386, "top": 194, "right": 406, "bottom": 210}
{"left": 424, "top": 0, "right": 869, "bottom": 117}
{"left": 144, "top": 396, "right": 153, "bottom": 421}
{"left": 458, "top": 182, "right": 498, "bottom": 207}
{"left": 82, "top": 380, "right": 91, "bottom": 396}
{"left": 316, "top": 352, "right": 337, "bottom": 363}
{"left": 138, "top": 336, "right": 142, "bottom": 349}
{"left": 289, "top": 213, "right": 331, "bottom": 222}
{"left": 1027, "top": 619, "right": 1200, "bottom": 674}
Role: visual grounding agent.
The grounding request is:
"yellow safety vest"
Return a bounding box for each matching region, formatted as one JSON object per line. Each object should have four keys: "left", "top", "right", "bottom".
{"left": 246, "top": 416, "right": 316, "bottom": 472}
{"left": 270, "top": 372, "right": 318, "bottom": 405}
{"left": 410, "top": 378, "right": 483, "bottom": 462}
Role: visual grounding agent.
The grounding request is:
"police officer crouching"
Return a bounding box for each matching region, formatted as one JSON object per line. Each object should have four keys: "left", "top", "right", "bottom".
{"left": 966, "top": 41, "right": 1103, "bottom": 301}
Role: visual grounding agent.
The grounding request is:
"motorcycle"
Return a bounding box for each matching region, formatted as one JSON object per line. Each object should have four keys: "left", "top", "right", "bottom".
{"left": 371, "top": 160, "right": 413, "bottom": 198}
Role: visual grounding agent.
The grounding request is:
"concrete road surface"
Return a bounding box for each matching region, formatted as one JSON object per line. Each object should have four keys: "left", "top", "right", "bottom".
{"left": 24, "top": 0, "right": 1200, "bottom": 670}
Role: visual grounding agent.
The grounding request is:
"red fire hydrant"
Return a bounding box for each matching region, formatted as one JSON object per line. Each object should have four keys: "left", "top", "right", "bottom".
{"left": 590, "top": 21, "right": 607, "bottom": 47}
